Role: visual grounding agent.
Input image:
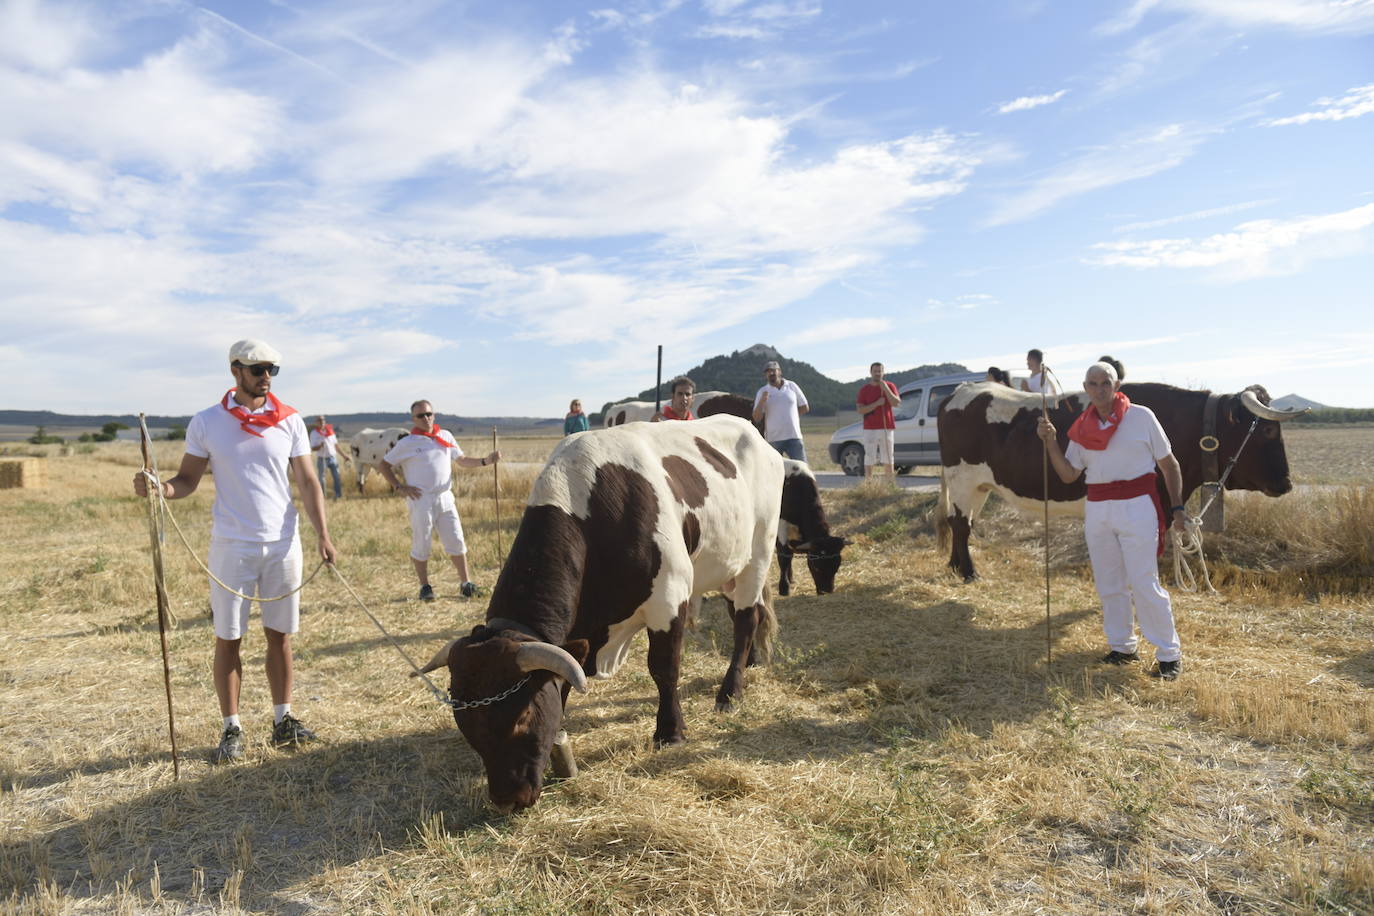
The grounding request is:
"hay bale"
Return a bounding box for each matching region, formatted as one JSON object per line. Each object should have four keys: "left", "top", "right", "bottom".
{"left": 0, "top": 458, "right": 47, "bottom": 489}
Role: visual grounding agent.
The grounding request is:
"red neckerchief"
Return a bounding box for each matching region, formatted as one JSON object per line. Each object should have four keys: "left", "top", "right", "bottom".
{"left": 221, "top": 389, "right": 298, "bottom": 438}
{"left": 1087, "top": 472, "right": 1167, "bottom": 557}
{"left": 661, "top": 405, "right": 695, "bottom": 421}
{"left": 1068, "top": 391, "right": 1130, "bottom": 450}
{"left": 409, "top": 425, "right": 454, "bottom": 448}
{"left": 314, "top": 423, "right": 334, "bottom": 437}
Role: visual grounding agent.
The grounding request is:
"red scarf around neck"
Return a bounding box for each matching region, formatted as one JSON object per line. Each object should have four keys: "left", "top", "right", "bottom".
{"left": 314, "top": 423, "right": 334, "bottom": 437}
{"left": 410, "top": 424, "right": 454, "bottom": 448}
{"left": 661, "top": 405, "right": 695, "bottom": 421}
{"left": 221, "top": 389, "right": 297, "bottom": 438}
{"left": 1067, "top": 391, "right": 1131, "bottom": 450}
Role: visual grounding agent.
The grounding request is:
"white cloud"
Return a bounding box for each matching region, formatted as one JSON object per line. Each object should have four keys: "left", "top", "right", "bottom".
{"left": 1265, "top": 84, "right": 1374, "bottom": 126}
{"left": 986, "top": 124, "right": 1206, "bottom": 226}
{"left": 995, "top": 89, "right": 1068, "bottom": 114}
{"left": 1112, "top": 199, "right": 1278, "bottom": 233}
{"left": 0, "top": 0, "right": 93, "bottom": 71}
{"left": 779, "top": 318, "right": 892, "bottom": 349}
{"left": 1102, "top": 0, "right": 1374, "bottom": 35}
{"left": 1087, "top": 202, "right": 1374, "bottom": 276}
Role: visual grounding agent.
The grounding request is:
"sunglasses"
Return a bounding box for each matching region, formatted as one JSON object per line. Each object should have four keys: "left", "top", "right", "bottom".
{"left": 234, "top": 362, "right": 280, "bottom": 377}
{"left": 414, "top": 411, "right": 434, "bottom": 418}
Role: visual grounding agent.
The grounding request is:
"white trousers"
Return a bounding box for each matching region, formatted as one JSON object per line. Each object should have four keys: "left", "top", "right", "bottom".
{"left": 1084, "top": 495, "right": 1181, "bottom": 662}
{"left": 208, "top": 536, "right": 302, "bottom": 640}
{"left": 408, "top": 488, "right": 467, "bottom": 561}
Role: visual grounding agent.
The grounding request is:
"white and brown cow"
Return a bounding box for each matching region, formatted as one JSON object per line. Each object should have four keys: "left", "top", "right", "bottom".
{"left": 603, "top": 391, "right": 730, "bottom": 426}
{"left": 776, "top": 460, "right": 850, "bottom": 596}
{"left": 348, "top": 427, "right": 409, "bottom": 492}
{"left": 415, "top": 414, "right": 783, "bottom": 811}
{"left": 934, "top": 380, "right": 1304, "bottom": 582}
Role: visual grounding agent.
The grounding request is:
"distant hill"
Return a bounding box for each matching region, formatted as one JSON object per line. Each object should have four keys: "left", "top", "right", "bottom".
{"left": 1271, "top": 394, "right": 1327, "bottom": 411}
{"left": 619, "top": 343, "right": 967, "bottom": 418}
{"left": 0, "top": 409, "right": 559, "bottom": 439}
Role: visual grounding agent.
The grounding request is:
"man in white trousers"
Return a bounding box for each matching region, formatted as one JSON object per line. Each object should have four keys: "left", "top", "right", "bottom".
{"left": 1037, "top": 358, "right": 1186, "bottom": 680}
{"left": 378, "top": 400, "right": 499, "bottom": 601}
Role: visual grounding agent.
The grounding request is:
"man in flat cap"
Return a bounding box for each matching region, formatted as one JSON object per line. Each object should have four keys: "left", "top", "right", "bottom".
{"left": 133, "top": 339, "right": 337, "bottom": 763}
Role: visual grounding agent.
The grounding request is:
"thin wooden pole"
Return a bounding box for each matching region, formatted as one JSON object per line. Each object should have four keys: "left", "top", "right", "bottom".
{"left": 654, "top": 345, "right": 663, "bottom": 416}
{"left": 139, "top": 414, "right": 180, "bottom": 780}
{"left": 492, "top": 426, "right": 504, "bottom": 569}
{"left": 1041, "top": 382, "right": 1052, "bottom": 671}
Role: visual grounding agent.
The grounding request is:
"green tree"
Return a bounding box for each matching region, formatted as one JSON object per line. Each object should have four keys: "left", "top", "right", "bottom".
{"left": 97, "top": 421, "right": 130, "bottom": 441}
{"left": 165, "top": 425, "right": 186, "bottom": 441}
{"left": 27, "top": 426, "right": 64, "bottom": 445}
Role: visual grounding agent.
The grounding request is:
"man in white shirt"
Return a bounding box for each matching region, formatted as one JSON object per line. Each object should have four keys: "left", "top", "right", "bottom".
{"left": 309, "top": 415, "right": 348, "bottom": 500}
{"left": 1021, "top": 348, "right": 1060, "bottom": 397}
{"left": 378, "top": 400, "right": 500, "bottom": 601}
{"left": 1037, "top": 359, "right": 1186, "bottom": 680}
{"left": 752, "top": 360, "right": 810, "bottom": 461}
{"left": 132, "top": 339, "right": 337, "bottom": 762}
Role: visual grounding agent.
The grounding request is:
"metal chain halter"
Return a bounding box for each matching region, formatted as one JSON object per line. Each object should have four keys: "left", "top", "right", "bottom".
{"left": 448, "top": 676, "right": 532, "bottom": 710}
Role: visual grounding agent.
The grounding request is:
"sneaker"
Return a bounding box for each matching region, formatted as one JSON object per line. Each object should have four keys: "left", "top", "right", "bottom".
{"left": 1151, "top": 659, "right": 1182, "bottom": 681}
{"left": 271, "top": 713, "right": 316, "bottom": 748}
{"left": 460, "top": 581, "right": 480, "bottom": 599}
{"left": 212, "top": 725, "right": 244, "bottom": 764}
{"left": 1100, "top": 650, "right": 1140, "bottom": 665}
{"left": 419, "top": 584, "right": 435, "bottom": 601}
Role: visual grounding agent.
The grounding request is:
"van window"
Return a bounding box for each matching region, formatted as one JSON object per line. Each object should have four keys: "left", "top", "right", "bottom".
{"left": 928, "top": 384, "right": 961, "bottom": 417}
{"left": 894, "top": 389, "right": 923, "bottom": 421}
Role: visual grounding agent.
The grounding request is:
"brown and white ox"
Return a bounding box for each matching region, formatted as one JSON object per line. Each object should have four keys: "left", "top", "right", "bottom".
{"left": 348, "top": 427, "right": 409, "bottom": 492}
{"left": 603, "top": 391, "right": 730, "bottom": 426}
{"left": 414, "top": 415, "right": 783, "bottom": 811}
{"left": 694, "top": 397, "right": 849, "bottom": 595}
{"left": 775, "top": 460, "right": 850, "bottom": 596}
{"left": 935, "top": 381, "right": 1305, "bottom": 582}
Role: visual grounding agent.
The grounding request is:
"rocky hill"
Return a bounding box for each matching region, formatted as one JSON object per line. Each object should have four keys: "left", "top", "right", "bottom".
{"left": 618, "top": 344, "right": 966, "bottom": 417}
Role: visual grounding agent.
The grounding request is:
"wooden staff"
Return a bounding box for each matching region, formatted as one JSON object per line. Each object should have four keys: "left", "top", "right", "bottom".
{"left": 139, "top": 414, "right": 180, "bottom": 780}
{"left": 492, "top": 426, "right": 504, "bottom": 569}
{"left": 654, "top": 344, "right": 663, "bottom": 416}
{"left": 1041, "top": 378, "right": 1052, "bottom": 670}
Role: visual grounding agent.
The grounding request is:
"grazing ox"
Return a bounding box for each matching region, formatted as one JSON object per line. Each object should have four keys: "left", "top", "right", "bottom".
{"left": 603, "top": 392, "right": 730, "bottom": 426}
{"left": 415, "top": 415, "right": 783, "bottom": 811}
{"left": 348, "top": 427, "right": 409, "bottom": 492}
{"left": 776, "top": 460, "right": 850, "bottom": 596}
{"left": 935, "top": 381, "right": 1304, "bottom": 581}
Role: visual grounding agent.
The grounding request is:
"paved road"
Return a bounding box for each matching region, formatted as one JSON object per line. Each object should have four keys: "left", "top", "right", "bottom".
{"left": 813, "top": 471, "right": 940, "bottom": 491}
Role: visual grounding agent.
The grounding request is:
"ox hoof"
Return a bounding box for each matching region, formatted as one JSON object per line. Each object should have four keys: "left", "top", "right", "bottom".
{"left": 653, "top": 734, "right": 686, "bottom": 749}
{"left": 778, "top": 581, "right": 790, "bottom": 597}
{"left": 714, "top": 696, "right": 739, "bottom": 712}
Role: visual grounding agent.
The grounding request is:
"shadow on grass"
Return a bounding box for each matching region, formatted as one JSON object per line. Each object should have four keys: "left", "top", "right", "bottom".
{"left": 1333, "top": 647, "right": 1374, "bottom": 688}
{"left": 0, "top": 729, "right": 493, "bottom": 914}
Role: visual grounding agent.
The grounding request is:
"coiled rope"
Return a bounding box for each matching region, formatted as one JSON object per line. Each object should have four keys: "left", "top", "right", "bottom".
{"left": 1168, "top": 417, "right": 1259, "bottom": 594}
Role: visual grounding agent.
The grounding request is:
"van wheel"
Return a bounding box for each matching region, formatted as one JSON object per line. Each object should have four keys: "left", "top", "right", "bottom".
{"left": 895, "top": 465, "right": 913, "bottom": 476}
{"left": 839, "top": 443, "right": 864, "bottom": 476}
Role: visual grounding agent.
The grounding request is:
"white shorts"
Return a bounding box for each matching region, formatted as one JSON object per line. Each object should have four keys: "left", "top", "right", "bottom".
{"left": 863, "top": 428, "right": 895, "bottom": 466}
{"left": 408, "top": 489, "right": 467, "bottom": 561}
{"left": 208, "top": 536, "right": 303, "bottom": 640}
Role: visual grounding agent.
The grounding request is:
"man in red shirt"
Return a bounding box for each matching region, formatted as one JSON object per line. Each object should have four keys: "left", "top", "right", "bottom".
{"left": 655, "top": 376, "right": 697, "bottom": 421}
{"left": 856, "top": 362, "right": 900, "bottom": 480}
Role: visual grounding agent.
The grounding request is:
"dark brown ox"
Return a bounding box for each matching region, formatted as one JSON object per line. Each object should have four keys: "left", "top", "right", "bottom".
{"left": 414, "top": 416, "right": 783, "bottom": 812}
{"left": 935, "top": 381, "right": 1304, "bottom": 581}
{"left": 695, "top": 396, "right": 849, "bottom": 594}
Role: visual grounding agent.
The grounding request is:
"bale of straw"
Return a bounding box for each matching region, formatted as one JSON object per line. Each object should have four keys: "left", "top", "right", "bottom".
{"left": 0, "top": 457, "right": 47, "bottom": 489}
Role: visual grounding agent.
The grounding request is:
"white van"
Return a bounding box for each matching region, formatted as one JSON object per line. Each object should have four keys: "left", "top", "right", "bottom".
{"left": 826, "top": 370, "right": 1028, "bottom": 476}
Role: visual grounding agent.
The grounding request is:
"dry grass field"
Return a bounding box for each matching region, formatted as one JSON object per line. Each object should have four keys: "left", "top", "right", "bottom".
{"left": 2, "top": 428, "right": 1371, "bottom": 914}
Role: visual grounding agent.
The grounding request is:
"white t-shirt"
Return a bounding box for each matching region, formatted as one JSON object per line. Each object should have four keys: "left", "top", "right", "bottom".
{"left": 185, "top": 400, "right": 311, "bottom": 542}
{"left": 1025, "top": 371, "right": 1060, "bottom": 396}
{"left": 1065, "top": 404, "right": 1172, "bottom": 484}
{"left": 753, "top": 380, "right": 808, "bottom": 442}
{"left": 309, "top": 427, "right": 338, "bottom": 460}
{"left": 383, "top": 430, "right": 464, "bottom": 493}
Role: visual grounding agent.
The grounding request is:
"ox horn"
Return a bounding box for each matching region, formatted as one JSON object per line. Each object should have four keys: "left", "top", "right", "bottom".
{"left": 1240, "top": 390, "right": 1309, "bottom": 422}
{"left": 516, "top": 642, "right": 589, "bottom": 694}
{"left": 411, "top": 639, "right": 460, "bottom": 677}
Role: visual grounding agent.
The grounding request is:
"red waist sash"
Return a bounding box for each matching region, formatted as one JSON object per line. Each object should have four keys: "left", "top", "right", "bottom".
{"left": 1086, "top": 472, "right": 1166, "bottom": 557}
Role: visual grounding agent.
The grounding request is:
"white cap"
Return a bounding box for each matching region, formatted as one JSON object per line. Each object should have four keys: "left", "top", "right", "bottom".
{"left": 763, "top": 360, "right": 780, "bottom": 370}
{"left": 228, "top": 339, "right": 282, "bottom": 366}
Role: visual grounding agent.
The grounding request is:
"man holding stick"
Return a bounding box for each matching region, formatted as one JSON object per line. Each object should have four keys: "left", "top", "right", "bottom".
{"left": 377, "top": 400, "right": 499, "bottom": 602}
{"left": 132, "top": 339, "right": 337, "bottom": 762}
{"left": 1036, "top": 358, "right": 1186, "bottom": 680}
{"left": 856, "top": 362, "right": 900, "bottom": 480}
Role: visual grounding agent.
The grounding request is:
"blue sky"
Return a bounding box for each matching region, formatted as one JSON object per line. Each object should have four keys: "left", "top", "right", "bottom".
{"left": 3, "top": 0, "right": 1372, "bottom": 418}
